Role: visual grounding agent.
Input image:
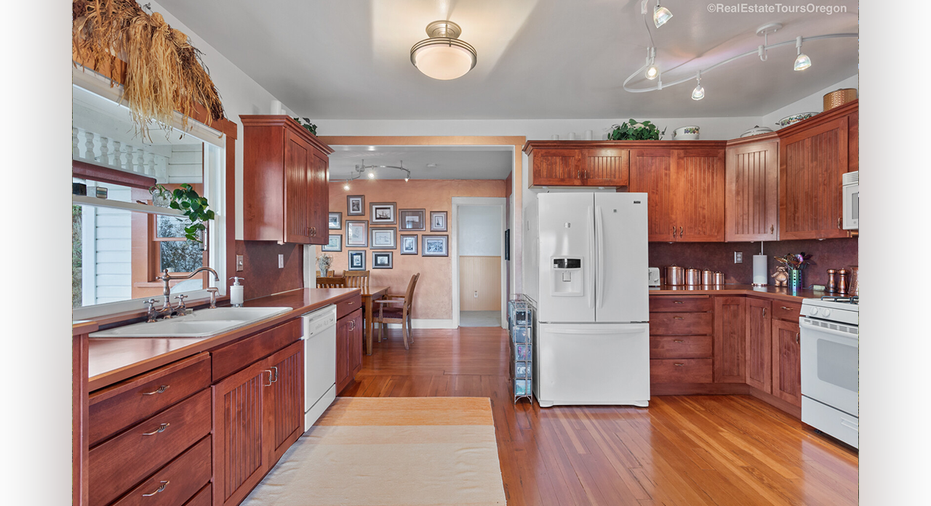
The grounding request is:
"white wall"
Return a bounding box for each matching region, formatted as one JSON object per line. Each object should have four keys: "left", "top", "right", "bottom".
{"left": 459, "top": 205, "right": 502, "bottom": 256}
{"left": 763, "top": 75, "right": 859, "bottom": 127}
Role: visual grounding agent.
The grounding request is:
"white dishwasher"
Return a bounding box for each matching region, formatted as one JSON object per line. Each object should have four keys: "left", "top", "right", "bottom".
{"left": 302, "top": 305, "right": 337, "bottom": 429}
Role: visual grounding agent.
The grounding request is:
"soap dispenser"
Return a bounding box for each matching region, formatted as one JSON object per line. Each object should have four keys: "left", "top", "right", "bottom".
{"left": 230, "top": 277, "right": 244, "bottom": 307}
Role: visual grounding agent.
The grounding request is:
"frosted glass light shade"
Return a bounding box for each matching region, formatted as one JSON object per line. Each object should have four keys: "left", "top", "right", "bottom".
{"left": 691, "top": 84, "right": 704, "bottom": 100}
{"left": 411, "top": 42, "right": 476, "bottom": 80}
{"left": 794, "top": 53, "right": 812, "bottom": 71}
{"left": 653, "top": 5, "right": 673, "bottom": 28}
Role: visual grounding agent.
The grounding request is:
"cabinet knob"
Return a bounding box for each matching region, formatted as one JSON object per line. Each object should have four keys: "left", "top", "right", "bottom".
{"left": 770, "top": 224, "right": 774, "bottom": 234}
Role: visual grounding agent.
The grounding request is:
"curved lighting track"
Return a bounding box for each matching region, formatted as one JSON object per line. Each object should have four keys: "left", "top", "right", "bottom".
{"left": 623, "top": 33, "right": 858, "bottom": 94}
{"left": 344, "top": 160, "right": 412, "bottom": 183}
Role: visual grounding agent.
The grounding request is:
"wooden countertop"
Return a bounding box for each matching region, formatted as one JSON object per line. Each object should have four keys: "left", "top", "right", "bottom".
{"left": 650, "top": 284, "right": 826, "bottom": 303}
{"left": 86, "top": 288, "right": 359, "bottom": 391}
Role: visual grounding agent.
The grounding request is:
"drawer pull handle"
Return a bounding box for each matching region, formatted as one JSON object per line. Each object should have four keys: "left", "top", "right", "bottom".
{"left": 781, "top": 306, "right": 793, "bottom": 311}
{"left": 674, "top": 363, "right": 684, "bottom": 367}
{"left": 142, "top": 481, "right": 169, "bottom": 497}
{"left": 673, "top": 316, "right": 685, "bottom": 320}
{"left": 673, "top": 301, "right": 684, "bottom": 304}
{"left": 673, "top": 339, "right": 684, "bottom": 343}
{"left": 142, "top": 423, "right": 170, "bottom": 436}
{"left": 347, "top": 301, "right": 355, "bottom": 305}
{"left": 270, "top": 366, "right": 279, "bottom": 384}
{"left": 141, "top": 385, "right": 169, "bottom": 396}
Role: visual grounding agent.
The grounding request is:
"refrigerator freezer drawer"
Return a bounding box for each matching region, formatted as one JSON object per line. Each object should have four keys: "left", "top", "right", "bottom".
{"left": 534, "top": 323, "right": 650, "bottom": 407}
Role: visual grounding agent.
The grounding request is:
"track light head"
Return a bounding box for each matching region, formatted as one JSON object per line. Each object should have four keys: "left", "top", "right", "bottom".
{"left": 793, "top": 36, "right": 811, "bottom": 71}
{"left": 653, "top": 2, "right": 673, "bottom": 28}
{"left": 691, "top": 72, "right": 704, "bottom": 100}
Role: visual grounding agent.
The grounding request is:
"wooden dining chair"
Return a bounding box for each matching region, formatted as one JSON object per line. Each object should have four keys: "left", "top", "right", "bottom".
{"left": 373, "top": 273, "right": 420, "bottom": 350}
{"left": 342, "top": 270, "right": 370, "bottom": 290}
{"left": 316, "top": 276, "right": 346, "bottom": 288}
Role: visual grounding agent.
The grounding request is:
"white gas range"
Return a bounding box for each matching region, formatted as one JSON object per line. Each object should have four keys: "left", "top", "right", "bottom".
{"left": 799, "top": 296, "right": 859, "bottom": 449}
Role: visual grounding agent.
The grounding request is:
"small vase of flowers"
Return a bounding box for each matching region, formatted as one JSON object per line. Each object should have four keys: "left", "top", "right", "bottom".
{"left": 774, "top": 252, "right": 814, "bottom": 291}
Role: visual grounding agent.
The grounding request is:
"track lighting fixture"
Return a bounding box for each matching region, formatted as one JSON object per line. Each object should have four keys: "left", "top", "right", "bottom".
{"left": 691, "top": 72, "right": 704, "bottom": 101}
{"left": 793, "top": 36, "right": 811, "bottom": 71}
{"left": 645, "top": 47, "right": 659, "bottom": 80}
{"left": 340, "top": 160, "right": 412, "bottom": 186}
{"left": 653, "top": 1, "right": 673, "bottom": 28}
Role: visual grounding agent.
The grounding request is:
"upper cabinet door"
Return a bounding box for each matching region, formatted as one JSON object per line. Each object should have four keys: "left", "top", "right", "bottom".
{"left": 581, "top": 148, "right": 629, "bottom": 187}
{"left": 674, "top": 149, "right": 725, "bottom": 242}
{"left": 779, "top": 116, "right": 849, "bottom": 240}
{"left": 629, "top": 149, "right": 676, "bottom": 242}
{"left": 306, "top": 149, "right": 330, "bottom": 245}
{"left": 284, "top": 130, "right": 311, "bottom": 244}
{"left": 528, "top": 148, "right": 582, "bottom": 186}
{"left": 725, "top": 137, "right": 779, "bottom": 242}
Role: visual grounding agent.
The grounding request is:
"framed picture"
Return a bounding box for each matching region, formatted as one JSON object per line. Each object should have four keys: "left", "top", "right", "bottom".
{"left": 400, "top": 234, "right": 418, "bottom": 255}
{"left": 322, "top": 234, "right": 342, "bottom": 252}
{"left": 372, "top": 251, "right": 393, "bottom": 269}
{"left": 398, "top": 208, "right": 426, "bottom": 231}
{"left": 345, "top": 220, "right": 368, "bottom": 247}
{"left": 370, "top": 202, "right": 397, "bottom": 225}
{"left": 422, "top": 234, "right": 448, "bottom": 257}
{"left": 328, "top": 212, "right": 342, "bottom": 230}
{"left": 348, "top": 250, "right": 366, "bottom": 270}
{"left": 347, "top": 195, "right": 365, "bottom": 216}
{"left": 370, "top": 227, "right": 397, "bottom": 250}
{"left": 430, "top": 211, "right": 448, "bottom": 232}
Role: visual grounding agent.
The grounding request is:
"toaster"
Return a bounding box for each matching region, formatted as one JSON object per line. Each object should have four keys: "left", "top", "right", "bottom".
{"left": 648, "top": 267, "right": 661, "bottom": 287}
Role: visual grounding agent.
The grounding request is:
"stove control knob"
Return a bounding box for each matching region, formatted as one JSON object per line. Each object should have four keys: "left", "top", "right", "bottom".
{"left": 821, "top": 308, "right": 832, "bottom": 317}
{"left": 809, "top": 307, "right": 819, "bottom": 316}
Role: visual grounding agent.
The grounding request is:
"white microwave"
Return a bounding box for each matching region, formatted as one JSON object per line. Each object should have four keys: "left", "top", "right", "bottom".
{"left": 842, "top": 171, "right": 858, "bottom": 230}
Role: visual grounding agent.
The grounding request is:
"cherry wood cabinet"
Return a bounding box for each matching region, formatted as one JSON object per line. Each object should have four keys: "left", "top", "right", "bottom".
{"left": 629, "top": 145, "right": 726, "bottom": 242}
{"left": 242, "top": 115, "right": 333, "bottom": 244}
{"left": 649, "top": 295, "right": 714, "bottom": 385}
{"left": 777, "top": 101, "right": 857, "bottom": 240}
{"left": 337, "top": 307, "right": 363, "bottom": 393}
{"left": 713, "top": 296, "right": 746, "bottom": 383}
{"left": 745, "top": 298, "right": 773, "bottom": 393}
{"left": 264, "top": 341, "right": 305, "bottom": 466}
{"left": 772, "top": 317, "right": 802, "bottom": 407}
{"left": 725, "top": 134, "right": 779, "bottom": 241}
{"left": 523, "top": 141, "right": 630, "bottom": 187}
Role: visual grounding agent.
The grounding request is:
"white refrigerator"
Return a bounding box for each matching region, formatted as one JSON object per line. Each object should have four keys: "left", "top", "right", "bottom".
{"left": 531, "top": 192, "right": 650, "bottom": 407}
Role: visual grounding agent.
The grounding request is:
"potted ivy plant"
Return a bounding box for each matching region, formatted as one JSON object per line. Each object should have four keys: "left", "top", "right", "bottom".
{"left": 608, "top": 119, "right": 666, "bottom": 140}
{"left": 150, "top": 183, "right": 215, "bottom": 243}
{"left": 293, "top": 117, "right": 317, "bottom": 135}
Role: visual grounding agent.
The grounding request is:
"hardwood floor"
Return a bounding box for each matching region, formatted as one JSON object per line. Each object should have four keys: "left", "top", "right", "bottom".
{"left": 342, "top": 327, "right": 858, "bottom": 506}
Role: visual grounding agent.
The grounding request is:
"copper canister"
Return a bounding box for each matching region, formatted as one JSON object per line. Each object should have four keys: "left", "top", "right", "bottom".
{"left": 666, "top": 265, "right": 684, "bottom": 286}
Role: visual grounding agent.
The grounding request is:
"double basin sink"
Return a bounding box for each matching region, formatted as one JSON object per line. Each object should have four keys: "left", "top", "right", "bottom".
{"left": 89, "top": 306, "right": 293, "bottom": 339}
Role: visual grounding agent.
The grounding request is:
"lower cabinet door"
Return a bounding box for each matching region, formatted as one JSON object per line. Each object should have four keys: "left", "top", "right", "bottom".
{"left": 265, "top": 341, "right": 305, "bottom": 466}
{"left": 746, "top": 298, "right": 773, "bottom": 393}
{"left": 772, "top": 319, "right": 802, "bottom": 407}
{"left": 111, "top": 436, "right": 211, "bottom": 506}
{"left": 349, "top": 309, "right": 364, "bottom": 379}
{"left": 336, "top": 317, "right": 351, "bottom": 392}
{"left": 713, "top": 297, "right": 747, "bottom": 383}
{"left": 212, "top": 360, "right": 271, "bottom": 506}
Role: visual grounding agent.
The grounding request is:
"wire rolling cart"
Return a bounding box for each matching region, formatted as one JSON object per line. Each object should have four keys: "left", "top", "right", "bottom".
{"left": 508, "top": 295, "right": 534, "bottom": 403}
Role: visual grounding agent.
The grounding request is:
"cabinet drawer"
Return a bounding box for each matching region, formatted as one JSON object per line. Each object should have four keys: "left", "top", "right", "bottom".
{"left": 111, "top": 436, "right": 212, "bottom": 506}
{"left": 650, "top": 312, "right": 713, "bottom": 335}
{"left": 336, "top": 293, "right": 362, "bottom": 320}
{"left": 89, "top": 353, "right": 211, "bottom": 446}
{"left": 89, "top": 389, "right": 211, "bottom": 506}
{"left": 650, "top": 295, "right": 713, "bottom": 312}
{"left": 212, "top": 319, "right": 301, "bottom": 381}
{"left": 650, "top": 335, "right": 712, "bottom": 359}
{"left": 650, "top": 359, "right": 713, "bottom": 383}
{"left": 183, "top": 485, "right": 211, "bottom": 506}
{"left": 772, "top": 301, "right": 802, "bottom": 322}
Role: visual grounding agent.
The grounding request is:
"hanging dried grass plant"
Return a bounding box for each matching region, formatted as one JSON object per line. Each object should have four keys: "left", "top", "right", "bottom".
{"left": 73, "top": 0, "right": 225, "bottom": 140}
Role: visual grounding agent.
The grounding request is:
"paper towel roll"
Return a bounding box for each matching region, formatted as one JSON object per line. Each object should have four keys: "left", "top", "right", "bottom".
{"left": 753, "top": 255, "right": 768, "bottom": 286}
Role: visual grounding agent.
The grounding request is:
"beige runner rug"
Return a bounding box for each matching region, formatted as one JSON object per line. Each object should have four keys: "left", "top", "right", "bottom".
{"left": 241, "top": 397, "right": 508, "bottom": 506}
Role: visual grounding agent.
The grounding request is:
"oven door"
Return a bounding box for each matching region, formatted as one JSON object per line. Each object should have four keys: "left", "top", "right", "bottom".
{"left": 800, "top": 317, "right": 859, "bottom": 417}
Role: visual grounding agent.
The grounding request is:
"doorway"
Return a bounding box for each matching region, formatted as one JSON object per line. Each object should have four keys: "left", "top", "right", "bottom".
{"left": 452, "top": 197, "right": 506, "bottom": 328}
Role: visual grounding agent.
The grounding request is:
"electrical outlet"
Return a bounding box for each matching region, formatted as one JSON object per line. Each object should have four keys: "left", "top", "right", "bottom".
{"left": 278, "top": 254, "right": 284, "bottom": 268}
{"left": 474, "top": 291, "right": 479, "bottom": 298}
{"left": 236, "top": 255, "right": 244, "bottom": 271}
{"left": 734, "top": 252, "right": 743, "bottom": 263}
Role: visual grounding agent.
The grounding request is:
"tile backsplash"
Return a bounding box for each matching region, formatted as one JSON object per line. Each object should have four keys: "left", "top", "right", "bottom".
{"left": 648, "top": 237, "right": 858, "bottom": 288}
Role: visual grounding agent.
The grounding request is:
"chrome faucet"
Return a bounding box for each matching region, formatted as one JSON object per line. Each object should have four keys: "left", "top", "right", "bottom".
{"left": 151, "top": 267, "right": 221, "bottom": 320}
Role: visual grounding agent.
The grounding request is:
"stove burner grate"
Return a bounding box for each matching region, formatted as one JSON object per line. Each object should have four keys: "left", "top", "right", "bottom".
{"left": 819, "top": 295, "right": 859, "bottom": 304}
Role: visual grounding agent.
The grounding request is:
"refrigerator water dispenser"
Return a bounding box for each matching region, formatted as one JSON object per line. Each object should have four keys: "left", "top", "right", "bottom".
{"left": 551, "top": 257, "right": 582, "bottom": 296}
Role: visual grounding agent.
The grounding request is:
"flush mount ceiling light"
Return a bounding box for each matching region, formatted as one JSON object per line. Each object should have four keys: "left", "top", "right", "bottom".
{"left": 410, "top": 20, "right": 477, "bottom": 80}
{"left": 340, "top": 160, "right": 412, "bottom": 188}
{"left": 623, "top": 19, "right": 856, "bottom": 100}
{"left": 793, "top": 36, "right": 812, "bottom": 71}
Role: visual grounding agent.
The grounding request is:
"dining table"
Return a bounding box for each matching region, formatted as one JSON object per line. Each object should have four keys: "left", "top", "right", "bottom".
{"left": 361, "top": 286, "right": 389, "bottom": 355}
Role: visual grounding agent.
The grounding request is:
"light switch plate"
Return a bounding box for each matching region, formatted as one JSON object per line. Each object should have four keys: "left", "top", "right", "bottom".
{"left": 734, "top": 252, "right": 743, "bottom": 263}
{"left": 278, "top": 254, "right": 284, "bottom": 268}
{"left": 236, "top": 255, "right": 244, "bottom": 271}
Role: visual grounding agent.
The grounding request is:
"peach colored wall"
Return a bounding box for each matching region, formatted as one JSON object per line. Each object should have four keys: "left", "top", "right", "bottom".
{"left": 327, "top": 179, "right": 506, "bottom": 320}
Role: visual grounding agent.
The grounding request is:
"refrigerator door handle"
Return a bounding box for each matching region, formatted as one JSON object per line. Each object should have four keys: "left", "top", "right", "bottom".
{"left": 545, "top": 326, "right": 648, "bottom": 336}
{"left": 587, "top": 205, "right": 595, "bottom": 310}
{"left": 595, "top": 206, "right": 605, "bottom": 309}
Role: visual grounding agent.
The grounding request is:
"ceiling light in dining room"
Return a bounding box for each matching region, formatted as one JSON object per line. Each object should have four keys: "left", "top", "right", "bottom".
{"left": 410, "top": 20, "right": 477, "bottom": 80}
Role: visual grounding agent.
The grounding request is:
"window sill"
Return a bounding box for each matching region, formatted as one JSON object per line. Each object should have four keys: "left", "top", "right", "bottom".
{"left": 73, "top": 195, "right": 184, "bottom": 216}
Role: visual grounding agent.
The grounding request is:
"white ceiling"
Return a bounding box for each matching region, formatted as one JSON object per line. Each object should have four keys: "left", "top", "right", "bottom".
{"left": 150, "top": 0, "right": 859, "bottom": 180}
